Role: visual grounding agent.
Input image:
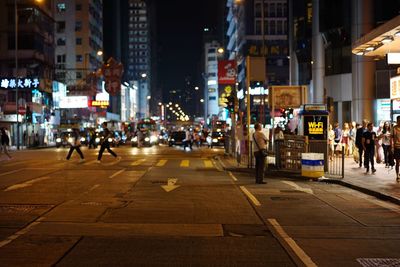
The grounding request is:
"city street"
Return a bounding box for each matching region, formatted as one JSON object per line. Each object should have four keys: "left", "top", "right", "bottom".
{"left": 0, "top": 146, "right": 399, "bottom": 266}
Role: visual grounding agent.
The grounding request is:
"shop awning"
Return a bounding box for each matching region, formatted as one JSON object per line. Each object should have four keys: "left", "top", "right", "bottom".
{"left": 352, "top": 15, "right": 400, "bottom": 57}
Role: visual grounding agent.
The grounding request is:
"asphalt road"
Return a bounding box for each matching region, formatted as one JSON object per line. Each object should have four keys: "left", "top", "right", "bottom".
{"left": 0, "top": 145, "right": 399, "bottom": 266}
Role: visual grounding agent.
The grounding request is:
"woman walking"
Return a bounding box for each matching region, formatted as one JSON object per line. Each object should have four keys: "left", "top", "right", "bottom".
{"left": 0, "top": 128, "right": 12, "bottom": 159}
{"left": 380, "top": 121, "right": 391, "bottom": 168}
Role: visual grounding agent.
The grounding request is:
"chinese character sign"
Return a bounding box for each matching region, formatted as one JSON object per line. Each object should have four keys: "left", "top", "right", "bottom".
{"left": 101, "top": 57, "right": 124, "bottom": 96}
{"left": 218, "top": 60, "right": 237, "bottom": 85}
{"left": 0, "top": 78, "right": 40, "bottom": 89}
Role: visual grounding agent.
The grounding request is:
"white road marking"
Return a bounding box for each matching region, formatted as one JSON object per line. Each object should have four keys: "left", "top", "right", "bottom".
{"left": 0, "top": 215, "right": 47, "bottom": 248}
{"left": 267, "top": 218, "right": 317, "bottom": 267}
{"left": 0, "top": 169, "right": 22, "bottom": 177}
{"left": 89, "top": 184, "right": 100, "bottom": 191}
{"left": 131, "top": 159, "right": 146, "bottom": 166}
{"left": 156, "top": 159, "right": 168, "bottom": 167}
{"left": 4, "top": 176, "right": 50, "bottom": 192}
{"left": 282, "top": 181, "right": 314, "bottom": 194}
{"left": 240, "top": 186, "right": 261, "bottom": 206}
{"left": 109, "top": 169, "right": 125, "bottom": 179}
{"left": 228, "top": 171, "right": 238, "bottom": 181}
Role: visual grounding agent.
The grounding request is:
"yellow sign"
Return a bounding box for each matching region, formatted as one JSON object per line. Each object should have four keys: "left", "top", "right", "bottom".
{"left": 308, "top": 122, "right": 324, "bottom": 135}
{"left": 90, "top": 100, "right": 109, "bottom": 107}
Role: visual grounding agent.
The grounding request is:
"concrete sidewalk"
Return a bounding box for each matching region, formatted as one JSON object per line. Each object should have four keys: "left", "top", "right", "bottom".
{"left": 217, "top": 154, "right": 400, "bottom": 205}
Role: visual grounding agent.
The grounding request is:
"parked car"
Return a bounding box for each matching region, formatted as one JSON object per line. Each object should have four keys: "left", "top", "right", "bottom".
{"left": 207, "top": 131, "right": 225, "bottom": 148}
{"left": 131, "top": 130, "right": 158, "bottom": 147}
{"left": 168, "top": 131, "right": 186, "bottom": 147}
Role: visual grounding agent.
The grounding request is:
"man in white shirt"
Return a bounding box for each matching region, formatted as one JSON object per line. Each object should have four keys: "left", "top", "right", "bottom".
{"left": 252, "top": 123, "right": 268, "bottom": 184}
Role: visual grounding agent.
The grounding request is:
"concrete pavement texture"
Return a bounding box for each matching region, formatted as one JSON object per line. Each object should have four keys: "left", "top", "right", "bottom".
{"left": 218, "top": 154, "right": 400, "bottom": 205}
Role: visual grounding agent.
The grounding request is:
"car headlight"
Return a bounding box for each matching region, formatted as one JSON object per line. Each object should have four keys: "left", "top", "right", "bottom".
{"left": 95, "top": 137, "right": 100, "bottom": 143}
{"left": 80, "top": 137, "right": 86, "bottom": 142}
{"left": 108, "top": 138, "right": 113, "bottom": 142}
{"left": 150, "top": 136, "right": 157, "bottom": 143}
{"left": 171, "top": 138, "right": 175, "bottom": 142}
{"left": 56, "top": 138, "right": 61, "bottom": 142}
{"left": 131, "top": 137, "right": 138, "bottom": 142}
{"left": 159, "top": 136, "right": 163, "bottom": 140}
{"left": 212, "top": 138, "right": 218, "bottom": 143}
{"left": 145, "top": 137, "right": 150, "bottom": 142}
{"left": 68, "top": 137, "right": 73, "bottom": 143}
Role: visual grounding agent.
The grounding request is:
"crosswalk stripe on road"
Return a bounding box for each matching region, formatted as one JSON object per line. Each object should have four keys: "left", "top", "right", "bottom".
{"left": 156, "top": 159, "right": 168, "bottom": 167}
{"left": 204, "top": 160, "right": 213, "bottom": 168}
{"left": 180, "top": 160, "right": 189, "bottom": 167}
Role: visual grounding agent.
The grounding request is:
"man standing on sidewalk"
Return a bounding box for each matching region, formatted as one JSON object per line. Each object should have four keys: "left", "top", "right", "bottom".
{"left": 391, "top": 115, "right": 400, "bottom": 181}
{"left": 356, "top": 119, "right": 368, "bottom": 167}
{"left": 362, "top": 122, "right": 376, "bottom": 174}
{"left": 252, "top": 123, "right": 268, "bottom": 184}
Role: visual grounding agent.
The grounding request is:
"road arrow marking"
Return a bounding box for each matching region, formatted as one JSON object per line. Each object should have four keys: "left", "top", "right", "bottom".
{"left": 161, "top": 178, "right": 180, "bottom": 192}
{"left": 282, "top": 181, "right": 314, "bottom": 194}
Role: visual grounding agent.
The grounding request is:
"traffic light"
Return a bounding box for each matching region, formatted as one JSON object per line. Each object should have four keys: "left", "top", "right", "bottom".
{"left": 26, "top": 106, "right": 32, "bottom": 123}
{"left": 224, "top": 95, "right": 235, "bottom": 113}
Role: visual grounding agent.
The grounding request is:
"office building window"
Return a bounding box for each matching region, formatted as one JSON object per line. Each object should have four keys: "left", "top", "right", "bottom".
{"left": 269, "top": 20, "right": 276, "bottom": 35}
{"left": 57, "top": 38, "right": 66, "bottom": 46}
{"left": 57, "top": 3, "right": 66, "bottom": 13}
{"left": 76, "top": 55, "right": 83, "bottom": 62}
{"left": 76, "top": 72, "right": 82, "bottom": 79}
{"left": 57, "top": 54, "right": 66, "bottom": 63}
{"left": 269, "top": 3, "right": 276, "bottom": 17}
{"left": 277, "top": 20, "right": 283, "bottom": 35}
{"left": 255, "top": 20, "right": 261, "bottom": 35}
{"left": 75, "top": 21, "right": 82, "bottom": 31}
{"left": 255, "top": 3, "right": 261, "bottom": 17}
{"left": 76, "top": 38, "right": 82, "bottom": 45}
{"left": 76, "top": 3, "right": 82, "bottom": 11}
{"left": 56, "top": 21, "right": 65, "bottom": 33}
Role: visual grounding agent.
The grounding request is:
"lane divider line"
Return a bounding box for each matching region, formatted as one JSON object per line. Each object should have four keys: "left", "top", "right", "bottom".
{"left": 156, "top": 159, "right": 167, "bottom": 167}
{"left": 240, "top": 186, "right": 261, "bottom": 206}
{"left": 4, "top": 176, "right": 50, "bottom": 192}
{"left": 267, "top": 218, "right": 317, "bottom": 267}
{"left": 204, "top": 160, "right": 214, "bottom": 168}
{"left": 89, "top": 184, "right": 100, "bottom": 191}
{"left": 228, "top": 171, "right": 238, "bottom": 181}
{"left": 180, "top": 160, "right": 189, "bottom": 167}
{"left": 131, "top": 159, "right": 146, "bottom": 166}
{"left": 84, "top": 160, "right": 97, "bottom": 165}
{"left": 109, "top": 169, "right": 126, "bottom": 179}
{"left": 0, "top": 169, "right": 22, "bottom": 177}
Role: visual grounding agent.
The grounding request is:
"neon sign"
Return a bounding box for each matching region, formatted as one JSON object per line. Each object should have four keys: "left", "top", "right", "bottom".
{"left": 1, "top": 78, "right": 40, "bottom": 89}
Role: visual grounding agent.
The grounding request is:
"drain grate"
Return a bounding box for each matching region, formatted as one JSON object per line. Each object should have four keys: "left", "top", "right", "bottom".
{"left": 357, "top": 258, "right": 400, "bottom": 267}
{"left": 80, "top": 202, "right": 108, "bottom": 206}
{"left": 0, "top": 204, "right": 52, "bottom": 214}
{"left": 270, "top": 196, "right": 300, "bottom": 201}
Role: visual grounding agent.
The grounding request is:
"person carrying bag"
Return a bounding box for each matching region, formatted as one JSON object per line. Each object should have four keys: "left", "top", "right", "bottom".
{"left": 253, "top": 123, "right": 268, "bottom": 184}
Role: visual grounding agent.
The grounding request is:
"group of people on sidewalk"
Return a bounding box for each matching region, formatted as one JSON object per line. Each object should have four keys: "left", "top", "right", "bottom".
{"left": 328, "top": 117, "right": 400, "bottom": 181}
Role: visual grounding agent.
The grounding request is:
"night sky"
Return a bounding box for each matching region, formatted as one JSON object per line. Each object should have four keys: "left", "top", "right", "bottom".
{"left": 155, "top": 0, "right": 225, "bottom": 99}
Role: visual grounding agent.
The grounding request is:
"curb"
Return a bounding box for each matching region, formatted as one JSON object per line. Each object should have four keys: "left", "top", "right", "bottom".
{"left": 217, "top": 155, "right": 400, "bottom": 205}
{"left": 321, "top": 178, "right": 400, "bottom": 206}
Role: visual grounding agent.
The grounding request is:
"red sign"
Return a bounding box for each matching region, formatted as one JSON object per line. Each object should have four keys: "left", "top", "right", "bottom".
{"left": 101, "top": 57, "right": 124, "bottom": 96}
{"left": 88, "top": 100, "right": 109, "bottom": 107}
{"left": 218, "top": 60, "right": 237, "bottom": 85}
{"left": 18, "top": 106, "right": 26, "bottom": 115}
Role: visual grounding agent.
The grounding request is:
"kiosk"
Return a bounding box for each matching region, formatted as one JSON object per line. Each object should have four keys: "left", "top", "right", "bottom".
{"left": 298, "top": 104, "right": 329, "bottom": 171}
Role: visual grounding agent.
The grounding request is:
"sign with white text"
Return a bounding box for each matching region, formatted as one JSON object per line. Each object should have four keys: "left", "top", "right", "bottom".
{"left": 0, "top": 78, "right": 40, "bottom": 89}
{"left": 59, "top": 96, "right": 88, "bottom": 109}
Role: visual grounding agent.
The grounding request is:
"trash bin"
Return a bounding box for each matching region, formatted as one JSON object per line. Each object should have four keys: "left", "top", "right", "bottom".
{"left": 301, "top": 153, "right": 324, "bottom": 178}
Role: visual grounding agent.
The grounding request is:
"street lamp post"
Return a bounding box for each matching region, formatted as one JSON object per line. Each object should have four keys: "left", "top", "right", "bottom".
{"left": 14, "top": 0, "right": 20, "bottom": 150}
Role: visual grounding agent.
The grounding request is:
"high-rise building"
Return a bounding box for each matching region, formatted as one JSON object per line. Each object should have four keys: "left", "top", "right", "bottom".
{"left": 126, "top": 0, "right": 154, "bottom": 118}
{"left": 226, "top": 0, "right": 289, "bottom": 124}
{"left": 203, "top": 41, "right": 221, "bottom": 122}
{"left": 54, "top": 0, "right": 103, "bottom": 88}
{"left": 0, "top": 0, "right": 55, "bottom": 146}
